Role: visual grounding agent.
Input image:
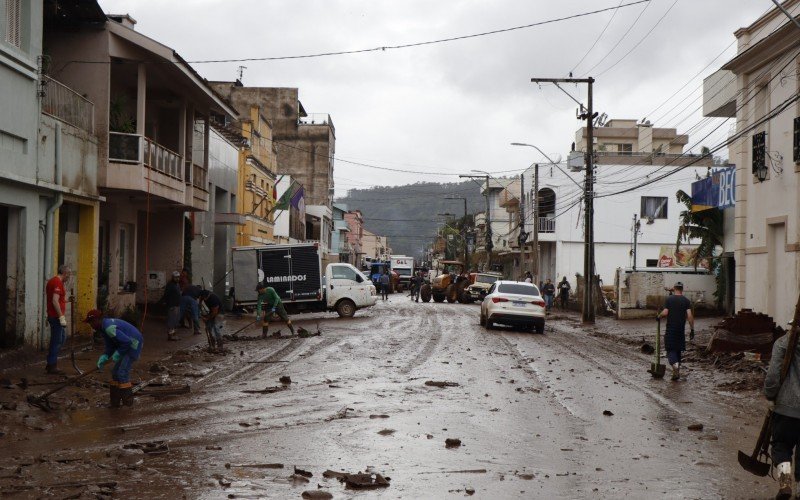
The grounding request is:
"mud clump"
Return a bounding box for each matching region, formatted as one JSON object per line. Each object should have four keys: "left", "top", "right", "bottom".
{"left": 279, "top": 376, "right": 292, "bottom": 385}
{"left": 302, "top": 491, "right": 333, "bottom": 499}
{"left": 687, "top": 423, "right": 704, "bottom": 431}
{"left": 425, "top": 381, "right": 459, "bottom": 388}
{"left": 445, "top": 438, "right": 462, "bottom": 448}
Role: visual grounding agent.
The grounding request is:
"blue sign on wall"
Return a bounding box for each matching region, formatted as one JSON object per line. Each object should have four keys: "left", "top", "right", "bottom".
{"left": 691, "top": 167, "right": 735, "bottom": 212}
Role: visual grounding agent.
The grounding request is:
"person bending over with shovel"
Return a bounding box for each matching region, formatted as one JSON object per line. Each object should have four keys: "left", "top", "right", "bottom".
{"left": 655, "top": 281, "right": 694, "bottom": 381}
{"left": 256, "top": 283, "right": 294, "bottom": 339}
{"left": 84, "top": 309, "right": 143, "bottom": 408}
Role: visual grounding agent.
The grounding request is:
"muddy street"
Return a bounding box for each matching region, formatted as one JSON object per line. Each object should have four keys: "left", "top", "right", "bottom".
{"left": 1, "top": 296, "right": 774, "bottom": 498}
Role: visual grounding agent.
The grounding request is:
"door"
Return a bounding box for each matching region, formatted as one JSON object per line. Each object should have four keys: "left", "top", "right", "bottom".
{"left": 328, "top": 264, "right": 367, "bottom": 306}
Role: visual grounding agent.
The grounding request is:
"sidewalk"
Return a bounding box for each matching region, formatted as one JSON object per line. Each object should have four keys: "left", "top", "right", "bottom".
{"left": 546, "top": 309, "right": 768, "bottom": 392}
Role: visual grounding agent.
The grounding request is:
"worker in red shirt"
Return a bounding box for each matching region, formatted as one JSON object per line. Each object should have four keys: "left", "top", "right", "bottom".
{"left": 45, "top": 265, "right": 71, "bottom": 375}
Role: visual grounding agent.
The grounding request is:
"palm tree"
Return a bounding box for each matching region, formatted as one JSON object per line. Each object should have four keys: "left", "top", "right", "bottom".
{"left": 675, "top": 189, "right": 724, "bottom": 268}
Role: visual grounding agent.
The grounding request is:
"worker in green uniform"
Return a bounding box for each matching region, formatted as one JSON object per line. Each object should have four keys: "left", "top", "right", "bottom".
{"left": 256, "top": 283, "right": 295, "bottom": 338}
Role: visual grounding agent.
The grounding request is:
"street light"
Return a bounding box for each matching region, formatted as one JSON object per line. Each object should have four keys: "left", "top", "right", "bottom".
{"left": 510, "top": 142, "right": 583, "bottom": 189}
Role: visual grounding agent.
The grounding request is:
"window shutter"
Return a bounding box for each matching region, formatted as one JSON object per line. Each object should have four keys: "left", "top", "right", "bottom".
{"left": 752, "top": 131, "right": 766, "bottom": 174}
{"left": 5, "top": 0, "right": 21, "bottom": 48}
{"left": 793, "top": 117, "right": 800, "bottom": 163}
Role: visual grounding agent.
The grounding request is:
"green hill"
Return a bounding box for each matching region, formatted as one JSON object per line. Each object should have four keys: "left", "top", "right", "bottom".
{"left": 336, "top": 181, "right": 488, "bottom": 259}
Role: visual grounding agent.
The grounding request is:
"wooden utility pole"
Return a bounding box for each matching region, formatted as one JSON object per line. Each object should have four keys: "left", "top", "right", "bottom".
{"left": 532, "top": 163, "right": 539, "bottom": 283}
{"left": 530, "top": 76, "right": 595, "bottom": 323}
{"left": 632, "top": 214, "right": 641, "bottom": 271}
{"left": 519, "top": 173, "right": 526, "bottom": 278}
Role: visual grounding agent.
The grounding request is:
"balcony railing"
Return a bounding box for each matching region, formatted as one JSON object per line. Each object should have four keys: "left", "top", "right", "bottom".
{"left": 143, "top": 138, "right": 183, "bottom": 180}
{"left": 109, "top": 132, "right": 142, "bottom": 163}
{"left": 192, "top": 162, "right": 207, "bottom": 190}
{"left": 41, "top": 75, "right": 94, "bottom": 134}
{"left": 538, "top": 216, "right": 555, "bottom": 233}
{"left": 299, "top": 113, "right": 332, "bottom": 126}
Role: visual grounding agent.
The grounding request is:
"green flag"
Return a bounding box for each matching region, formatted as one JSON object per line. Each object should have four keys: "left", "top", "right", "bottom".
{"left": 274, "top": 181, "right": 296, "bottom": 210}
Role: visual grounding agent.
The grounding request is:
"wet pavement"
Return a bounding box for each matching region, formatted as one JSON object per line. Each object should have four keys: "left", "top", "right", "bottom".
{"left": 0, "top": 296, "right": 777, "bottom": 498}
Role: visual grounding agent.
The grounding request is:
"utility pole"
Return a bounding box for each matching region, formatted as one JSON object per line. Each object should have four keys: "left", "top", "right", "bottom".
{"left": 532, "top": 163, "right": 539, "bottom": 283}
{"left": 530, "top": 76, "right": 595, "bottom": 323}
{"left": 459, "top": 174, "right": 493, "bottom": 271}
{"left": 632, "top": 214, "right": 641, "bottom": 271}
{"left": 519, "top": 173, "right": 526, "bottom": 278}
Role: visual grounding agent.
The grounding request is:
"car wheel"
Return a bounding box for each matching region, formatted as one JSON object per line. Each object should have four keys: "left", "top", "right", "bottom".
{"left": 485, "top": 317, "right": 494, "bottom": 329}
{"left": 535, "top": 323, "right": 545, "bottom": 334}
{"left": 336, "top": 299, "right": 356, "bottom": 318}
{"left": 479, "top": 312, "right": 486, "bottom": 326}
{"left": 433, "top": 293, "right": 445, "bottom": 303}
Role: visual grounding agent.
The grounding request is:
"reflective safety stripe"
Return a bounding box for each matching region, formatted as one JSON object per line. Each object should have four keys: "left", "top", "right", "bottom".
{"left": 118, "top": 382, "right": 132, "bottom": 389}
{"left": 131, "top": 339, "right": 139, "bottom": 350}
{"left": 105, "top": 324, "right": 117, "bottom": 337}
{"left": 108, "top": 380, "right": 119, "bottom": 387}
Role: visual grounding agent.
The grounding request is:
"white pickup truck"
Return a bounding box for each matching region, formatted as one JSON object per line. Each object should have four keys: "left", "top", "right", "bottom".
{"left": 231, "top": 243, "right": 377, "bottom": 317}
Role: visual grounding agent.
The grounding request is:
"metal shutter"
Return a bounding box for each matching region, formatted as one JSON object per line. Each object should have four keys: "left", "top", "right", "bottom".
{"left": 5, "top": 0, "right": 20, "bottom": 48}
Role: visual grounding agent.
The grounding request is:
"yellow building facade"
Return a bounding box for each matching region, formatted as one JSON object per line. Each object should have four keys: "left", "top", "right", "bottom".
{"left": 236, "top": 106, "right": 279, "bottom": 246}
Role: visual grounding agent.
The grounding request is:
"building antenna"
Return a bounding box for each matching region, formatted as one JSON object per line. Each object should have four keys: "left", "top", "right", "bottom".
{"left": 237, "top": 65, "right": 247, "bottom": 81}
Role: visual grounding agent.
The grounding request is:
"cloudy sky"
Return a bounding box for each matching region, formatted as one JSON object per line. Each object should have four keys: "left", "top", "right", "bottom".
{"left": 100, "top": 0, "right": 769, "bottom": 196}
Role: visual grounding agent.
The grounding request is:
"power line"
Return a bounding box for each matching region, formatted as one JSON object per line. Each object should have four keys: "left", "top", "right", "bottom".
{"left": 187, "top": 1, "right": 652, "bottom": 64}
{"left": 595, "top": 0, "right": 679, "bottom": 77}
{"left": 570, "top": 0, "right": 625, "bottom": 75}
{"left": 579, "top": 0, "right": 652, "bottom": 76}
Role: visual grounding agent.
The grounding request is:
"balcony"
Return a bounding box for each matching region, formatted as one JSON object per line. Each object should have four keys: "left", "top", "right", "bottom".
{"left": 593, "top": 151, "right": 714, "bottom": 167}
{"left": 538, "top": 217, "right": 555, "bottom": 233}
{"left": 41, "top": 76, "right": 94, "bottom": 134}
{"left": 106, "top": 132, "right": 208, "bottom": 210}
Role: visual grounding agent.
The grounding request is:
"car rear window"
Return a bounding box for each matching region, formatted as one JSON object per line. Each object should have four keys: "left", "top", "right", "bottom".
{"left": 476, "top": 275, "right": 499, "bottom": 284}
{"left": 498, "top": 283, "right": 540, "bottom": 296}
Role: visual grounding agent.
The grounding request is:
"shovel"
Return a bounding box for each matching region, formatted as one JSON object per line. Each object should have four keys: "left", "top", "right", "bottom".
{"left": 27, "top": 366, "right": 99, "bottom": 411}
{"left": 648, "top": 318, "right": 666, "bottom": 379}
{"left": 737, "top": 409, "right": 772, "bottom": 477}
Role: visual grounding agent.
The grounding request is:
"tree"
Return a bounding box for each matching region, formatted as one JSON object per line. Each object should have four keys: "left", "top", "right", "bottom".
{"left": 675, "top": 189, "right": 724, "bottom": 267}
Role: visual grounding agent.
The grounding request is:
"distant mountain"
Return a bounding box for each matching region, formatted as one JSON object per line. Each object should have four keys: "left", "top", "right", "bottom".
{"left": 336, "top": 181, "right": 488, "bottom": 259}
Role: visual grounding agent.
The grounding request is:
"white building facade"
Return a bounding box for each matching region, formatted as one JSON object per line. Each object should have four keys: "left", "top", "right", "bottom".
{"left": 703, "top": 0, "right": 800, "bottom": 325}
{"left": 520, "top": 120, "right": 712, "bottom": 289}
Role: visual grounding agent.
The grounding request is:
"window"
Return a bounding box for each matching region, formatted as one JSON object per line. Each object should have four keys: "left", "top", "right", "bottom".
{"left": 498, "top": 283, "right": 540, "bottom": 296}
{"left": 118, "top": 225, "right": 128, "bottom": 287}
{"left": 331, "top": 265, "right": 359, "bottom": 282}
{"left": 752, "top": 131, "right": 766, "bottom": 175}
{"left": 641, "top": 196, "right": 668, "bottom": 219}
{"left": 793, "top": 117, "right": 800, "bottom": 163}
{"left": 5, "top": 0, "right": 21, "bottom": 48}
{"left": 118, "top": 224, "right": 134, "bottom": 288}
{"left": 618, "top": 143, "right": 633, "bottom": 154}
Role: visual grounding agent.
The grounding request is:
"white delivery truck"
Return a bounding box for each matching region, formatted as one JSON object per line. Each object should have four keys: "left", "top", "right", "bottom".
{"left": 390, "top": 255, "right": 414, "bottom": 291}
{"left": 231, "top": 243, "right": 377, "bottom": 317}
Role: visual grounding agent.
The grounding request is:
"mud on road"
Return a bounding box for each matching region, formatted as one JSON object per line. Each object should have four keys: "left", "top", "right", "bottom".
{"left": 0, "top": 296, "right": 775, "bottom": 498}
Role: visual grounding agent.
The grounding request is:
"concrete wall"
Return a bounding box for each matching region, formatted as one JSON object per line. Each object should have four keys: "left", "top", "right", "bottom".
{"left": 616, "top": 269, "right": 717, "bottom": 319}
{"left": 210, "top": 84, "right": 335, "bottom": 209}
{"left": 191, "top": 128, "right": 238, "bottom": 296}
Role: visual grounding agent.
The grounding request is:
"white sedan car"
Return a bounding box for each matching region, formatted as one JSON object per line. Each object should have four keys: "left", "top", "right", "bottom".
{"left": 480, "top": 280, "right": 546, "bottom": 333}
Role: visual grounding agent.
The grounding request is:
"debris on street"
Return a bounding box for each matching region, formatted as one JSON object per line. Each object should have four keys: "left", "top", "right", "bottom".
{"left": 707, "top": 310, "right": 780, "bottom": 358}
{"left": 424, "top": 380, "right": 459, "bottom": 388}
{"left": 445, "top": 438, "right": 462, "bottom": 448}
